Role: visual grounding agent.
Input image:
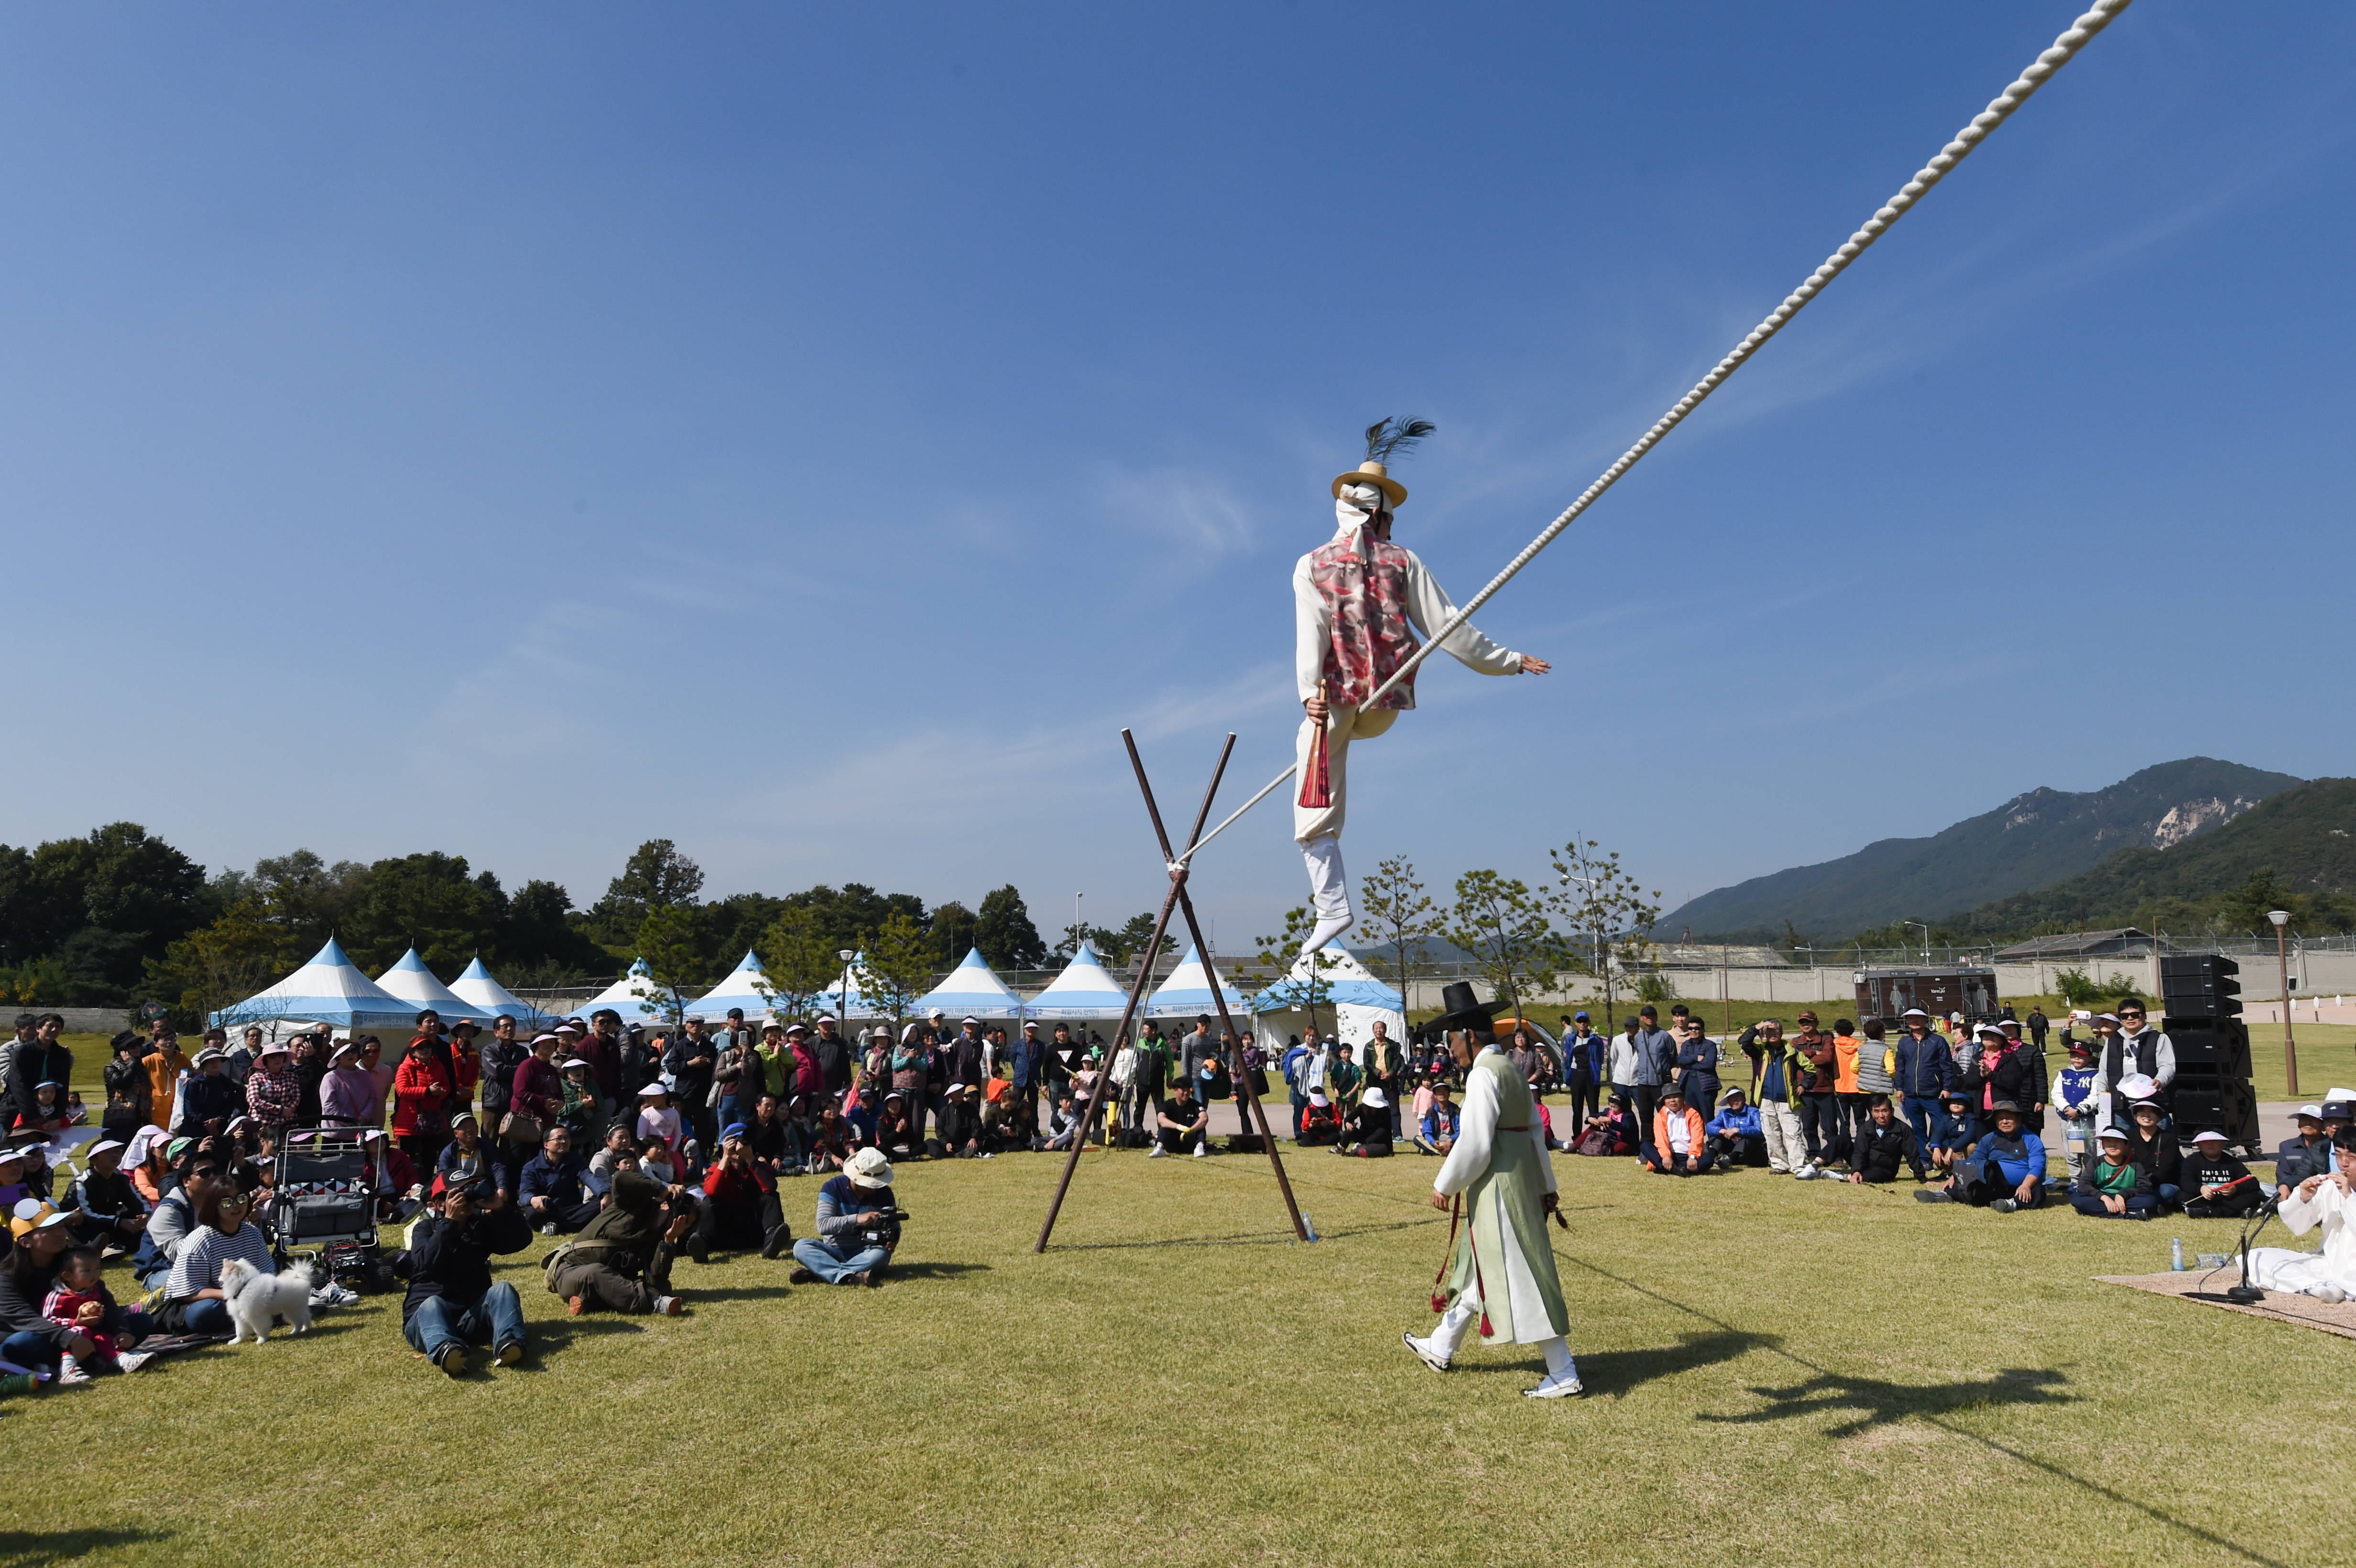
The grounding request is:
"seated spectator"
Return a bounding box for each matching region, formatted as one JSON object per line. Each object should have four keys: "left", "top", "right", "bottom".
{"left": 1152, "top": 1081, "right": 1208, "bottom": 1158}
{"left": 781, "top": 1096, "right": 818, "bottom": 1170}
{"left": 2124, "top": 1097, "right": 2182, "bottom": 1211}
{"left": 635, "top": 1083, "right": 683, "bottom": 1153}
{"left": 2070, "top": 1127, "right": 2157, "bottom": 1220}
{"left": 1926, "top": 1089, "right": 1977, "bottom": 1177}
{"left": 436, "top": 1113, "right": 505, "bottom": 1207}
{"left": 14, "top": 1081, "right": 73, "bottom": 1143}
{"left": 401, "top": 1177, "right": 533, "bottom": 1376}
{"left": 1296, "top": 1091, "right": 1341, "bottom": 1147}
{"left": 1335, "top": 1087, "right": 1394, "bottom": 1158}
{"left": 876, "top": 1092, "right": 923, "bottom": 1159}
{"left": 1038, "top": 1091, "right": 1081, "bottom": 1154}
{"left": 557, "top": 1057, "right": 610, "bottom": 1145}
{"left": 1416, "top": 1084, "right": 1460, "bottom": 1156}
{"left": 545, "top": 1165, "right": 689, "bottom": 1318}
{"left": 695, "top": 1125, "right": 790, "bottom": 1262}
{"left": 64, "top": 1138, "right": 147, "bottom": 1258}
{"left": 936, "top": 1082, "right": 984, "bottom": 1160}
{"left": 809, "top": 1103, "right": 854, "bottom": 1170}
{"left": 101, "top": 1034, "right": 153, "bottom": 1139}
{"left": 1846, "top": 1096, "right": 1922, "bottom": 1185}
{"left": 1931, "top": 1101, "right": 2045, "bottom": 1210}
{"left": 177, "top": 1048, "right": 242, "bottom": 1139}
{"left": 2182, "top": 1130, "right": 2261, "bottom": 1218}
{"left": 1705, "top": 1088, "right": 1767, "bottom": 1168}
{"left": 43, "top": 1245, "right": 128, "bottom": 1379}
{"left": 11, "top": 1136, "right": 55, "bottom": 1202}
{"left": 517, "top": 1127, "right": 599, "bottom": 1234}
{"left": 3, "top": 1204, "right": 153, "bottom": 1376}
{"left": 1640, "top": 1087, "right": 1712, "bottom": 1176}
{"left": 980, "top": 1068, "right": 1015, "bottom": 1149}
{"left": 742, "top": 1094, "right": 790, "bottom": 1174}
{"left": 162, "top": 1185, "right": 279, "bottom": 1335}
{"left": 788, "top": 1147, "right": 900, "bottom": 1287}
{"left": 582, "top": 1126, "right": 637, "bottom": 1200}
{"left": 358, "top": 1129, "right": 422, "bottom": 1222}
{"left": 2277, "top": 1105, "right": 2334, "bottom": 1191}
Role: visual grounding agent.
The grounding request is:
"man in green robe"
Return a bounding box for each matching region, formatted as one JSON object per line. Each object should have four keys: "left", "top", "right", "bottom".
{"left": 1403, "top": 1030, "right": 1581, "bottom": 1398}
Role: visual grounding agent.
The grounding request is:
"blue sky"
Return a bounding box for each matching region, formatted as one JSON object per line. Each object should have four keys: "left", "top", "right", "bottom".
{"left": 4, "top": 2, "right": 2350, "bottom": 951}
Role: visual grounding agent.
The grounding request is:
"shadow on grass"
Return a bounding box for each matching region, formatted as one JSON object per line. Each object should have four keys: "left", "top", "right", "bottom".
{"left": 0, "top": 1527, "right": 169, "bottom": 1566}
{"left": 882, "top": 1261, "right": 990, "bottom": 1281}
{"left": 1700, "top": 1364, "right": 2073, "bottom": 1437}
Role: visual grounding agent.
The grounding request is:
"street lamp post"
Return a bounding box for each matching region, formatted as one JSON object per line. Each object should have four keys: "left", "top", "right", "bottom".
{"left": 2269, "top": 910, "right": 2298, "bottom": 1097}
{"left": 838, "top": 949, "right": 855, "bottom": 1032}
{"left": 1905, "top": 922, "right": 1931, "bottom": 964}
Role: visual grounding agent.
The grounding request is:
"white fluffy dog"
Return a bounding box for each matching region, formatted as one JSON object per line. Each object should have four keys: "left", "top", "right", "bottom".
{"left": 218, "top": 1258, "right": 316, "bottom": 1345}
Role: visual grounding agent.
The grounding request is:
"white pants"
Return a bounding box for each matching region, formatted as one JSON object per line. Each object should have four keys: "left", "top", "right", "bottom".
{"left": 1293, "top": 703, "right": 1398, "bottom": 844}
{"left": 1758, "top": 1099, "right": 1804, "bottom": 1173}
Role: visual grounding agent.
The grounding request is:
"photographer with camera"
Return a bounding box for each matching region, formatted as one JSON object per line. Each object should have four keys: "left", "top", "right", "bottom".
{"left": 695, "top": 1123, "right": 792, "bottom": 1262}
{"left": 788, "top": 1146, "right": 901, "bottom": 1287}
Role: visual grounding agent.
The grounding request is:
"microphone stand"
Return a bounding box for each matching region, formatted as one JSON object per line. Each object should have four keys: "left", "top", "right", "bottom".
{"left": 2225, "top": 1197, "right": 2280, "bottom": 1305}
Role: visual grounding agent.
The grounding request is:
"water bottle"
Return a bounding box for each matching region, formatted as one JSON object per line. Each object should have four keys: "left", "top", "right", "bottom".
{"left": 2171, "top": 1237, "right": 2185, "bottom": 1272}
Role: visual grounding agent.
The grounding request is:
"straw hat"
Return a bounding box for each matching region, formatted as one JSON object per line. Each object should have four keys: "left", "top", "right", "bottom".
{"left": 1331, "top": 460, "right": 1407, "bottom": 507}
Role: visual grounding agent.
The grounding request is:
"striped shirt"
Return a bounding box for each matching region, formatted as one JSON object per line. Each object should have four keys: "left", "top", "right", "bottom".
{"left": 166, "top": 1222, "right": 277, "bottom": 1302}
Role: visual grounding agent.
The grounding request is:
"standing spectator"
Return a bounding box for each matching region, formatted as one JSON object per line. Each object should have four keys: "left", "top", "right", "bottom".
{"left": 664, "top": 1014, "right": 720, "bottom": 1155}
{"left": 1855, "top": 1019, "right": 1899, "bottom": 1126}
{"left": 2052, "top": 1040, "right": 2100, "bottom": 1183}
{"left": 2069, "top": 1127, "right": 2156, "bottom": 1220}
{"left": 0, "top": 1015, "right": 33, "bottom": 1125}
{"left": 358, "top": 1038, "right": 395, "bottom": 1125}
{"left": 2092, "top": 999, "right": 2174, "bottom": 1127}
{"left": 1829, "top": 1018, "right": 1865, "bottom": 1165}
{"left": 229, "top": 1025, "right": 262, "bottom": 1084}
{"left": 812, "top": 1014, "right": 852, "bottom": 1102}
{"left": 580, "top": 1011, "right": 625, "bottom": 1104}
{"left": 1999, "top": 1016, "right": 2049, "bottom": 1133}
{"left": 1363, "top": 1021, "right": 1404, "bottom": 1137}
{"left": 1125, "top": 1024, "right": 1170, "bottom": 1146}
{"left": 1673, "top": 1017, "right": 1721, "bottom": 1115}
{"left": 1179, "top": 1017, "right": 1218, "bottom": 1115}
{"left": 319, "top": 1040, "right": 380, "bottom": 1127}
{"left": 390, "top": 1034, "right": 455, "bottom": 1170}
{"left": 1845, "top": 1096, "right": 1922, "bottom": 1184}
{"left": 176, "top": 1048, "right": 241, "bottom": 1139}
{"left": 477, "top": 1015, "right": 527, "bottom": 1148}
{"left": 1283, "top": 1031, "right": 1312, "bottom": 1140}
{"left": 1639, "top": 1086, "right": 1711, "bottom": 1176}
{"left": 1704, "top": 1087, "right": 1765, "bottom": 1168}
{"left": 1607, "top": 1016, "right": 1643, "bottom": 1132}
{"left": 1632, "top": 1007, "right": 1675, "bottom": 1139}
{"left": 1739, "top": 1020, "right": 1806, "bottom": 1176}
{"left": 2025, "top": 1005, "right": 2049, "bottom": 1054}
{"left": 1894, "top": 1009, "right": 1956, "bottom": 1158}
{"left": 1790, "top": 1011, "right": 1840, "bottom": 1177}
{"left": 402, "top": 1178, "right": 533, "bottom": 1375}
{"left": 245, "top": 1040, "right": 303, "bottom": 1140}
{"left": 137, "top": 1023, "right": 185, "bottom": 1132}
{"left": 1011, "top": 1021, "right": 1045, "bottom": 1141}
{"left": 1559, "top": 1013, "right": 1603, "bottom": 1138}
{"left": 292, "top": 1032, "right": 332, "bottom": 1127}
{"left": 100, "top": 1033, "right": 153, "bottom": 1139}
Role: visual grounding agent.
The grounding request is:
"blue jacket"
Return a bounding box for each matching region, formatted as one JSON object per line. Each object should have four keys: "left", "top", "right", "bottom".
{"left": 1968, "top": 1129, "right": 2046, "bottom": 1189}
{"left": 1420, "top": 1105, "right": 1460, "bottom": 1143}
{"left": 1896, "top": 1033, "right": 1957, "bottom": 1097}
{"left": 1009, "top": 1036, "right": 1041, "bottom": 1089}
{"left": 518, "top": 1151, "right": 586, "bottom": 1209}
{"left": 1705, "top": 1104, "right": 1761, "bottom": 1139}
{"left": 1633, "top": 1028, "right": 1676, "bottom": 1087}
{"left": 1565, "top": 1031, "right": 1607, "bottom": 1081}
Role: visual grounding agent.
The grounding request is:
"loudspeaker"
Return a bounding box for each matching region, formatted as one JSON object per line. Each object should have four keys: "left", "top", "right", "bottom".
{"left": 2160, "top": 955, "right": 2241, "bottom": 1020}
{"left": 2167, "top": 1019, "right": 2252, "bottom": 1077}
{"left": 2170, "top": 1073, "right": 2256, "bottom": 1126}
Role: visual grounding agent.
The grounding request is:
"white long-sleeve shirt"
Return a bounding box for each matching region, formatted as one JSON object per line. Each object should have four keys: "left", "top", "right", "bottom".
{"left": 1433, "top": 1049, "right": 1557, "bottom": 1200}
{"left": 1293, "top": 527, "right": 1520, "bottom": 704}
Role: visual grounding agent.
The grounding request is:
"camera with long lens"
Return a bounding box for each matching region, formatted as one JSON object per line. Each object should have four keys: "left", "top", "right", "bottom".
{"left": 860, "top": 1205, "right": 910, "bottom": 1252}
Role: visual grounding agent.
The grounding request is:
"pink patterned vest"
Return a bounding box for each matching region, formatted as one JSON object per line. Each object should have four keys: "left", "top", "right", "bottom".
{"left": 1308, "top": 527, "right": 1419, "bottom": 711}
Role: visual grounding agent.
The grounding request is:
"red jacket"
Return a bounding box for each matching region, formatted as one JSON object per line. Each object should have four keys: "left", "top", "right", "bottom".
{"left": 392, "top": 1055, "right": 453, "bottom": 1135}
{"left": 702, "top": 1158, "right": 771, "bottom": 1209}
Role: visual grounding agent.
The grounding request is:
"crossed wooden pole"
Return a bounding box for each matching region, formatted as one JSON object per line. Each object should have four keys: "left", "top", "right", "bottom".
{"left": 1033, "top": 730, "right": 1310, "bottom": 1252}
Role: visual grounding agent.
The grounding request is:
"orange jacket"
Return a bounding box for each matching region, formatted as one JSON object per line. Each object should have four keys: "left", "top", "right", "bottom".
{"left": 1832, "top": 1035, "right": 1862, "bottom": 1094}
{"left": 1650, "top": 1105, "right": 1707, "bottom": 1158}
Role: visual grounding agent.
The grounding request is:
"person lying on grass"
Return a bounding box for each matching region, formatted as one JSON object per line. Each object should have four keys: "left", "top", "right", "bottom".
{"left": 545, "top": 1165, "right": 690, "bottom": 1319}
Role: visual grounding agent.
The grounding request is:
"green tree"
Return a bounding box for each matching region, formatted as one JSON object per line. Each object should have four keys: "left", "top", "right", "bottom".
{"left": 589, "top": 838, "right": 704, "bottom": 941}
{"left": 0, "top": 823, "right": 212, "bottom": 1001}
{"left": 1546, "top": 837, "right": 1662, "bottom": 1026}
{"left": 339, "top": 852, "right": 510, "bottom": 972}
{"left": 1101, "top": 911, "right": 1177, "bottom": 970}
{"left": 778, "top": 883, "right": 927, "bottom": 955}
{"left": 1253, "top": 908, "right": 1342, "bottom": 1037}
{"left": 1445, "top": 869, "right": 1563, "bottom": 1022}
{"left": 632, "top": 904, "right": 705, "bottom": 1026}
{"left": 1360, "top": 855, "right": 1437, "bottom": 1013}
{"left": 1054, "top": 922, "right": 1116, "bottom": 962}
{"left": 754, "top": 907, "right": 840, "bottom": 1020}
{"left": 502, "top": 879, "right": 607, "bottom": 972}
{"left": 2218, "top": 866, "right": 2307, "bottom": 936}
{"left": 856, "top": 910, "right": 936, "bottom": 1034}
{"left": 142, "top": 900, "right": 298, "bottom": 1030}
{"left": 251, "top": 849, "right": 372, "bottom": 949}
{"left": 929, "top": 900, "right": 979, "bottom": 969}
{"left": 973, "top": 884, "right": 1047, "bottom": 969}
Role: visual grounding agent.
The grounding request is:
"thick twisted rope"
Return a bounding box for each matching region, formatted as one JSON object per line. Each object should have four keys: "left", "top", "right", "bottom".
{"left": 1172, "top": 0, "right": 2133, "bottom": 872}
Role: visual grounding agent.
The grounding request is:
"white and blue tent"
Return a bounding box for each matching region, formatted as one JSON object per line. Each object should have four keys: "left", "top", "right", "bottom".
{"left": 577, "top": 960, "right": 679, "bottom": 1026}
{"left": 692, "top": 951, "right": 779, "bottom": 1020}
{"left": 374, "top": 948, "right": 498, "bottom": 1026}
{"left": 1025, "top": 941, "right": 1135, "bottom": 1018}
{"left": 1249, "top": 947, "right": 1407, "bottom": 1053}
{"left": 914, "top": 947, "right": 1028, "bottom": 1020}
{"left": 211, "top": 938, "right": 420, "bottom": 1033}
{"left": 1145, "top": 945, "right": 1246, "bottom": 1020}
{"left": 449, "top": 957, "right": 547, "bottom": 1025}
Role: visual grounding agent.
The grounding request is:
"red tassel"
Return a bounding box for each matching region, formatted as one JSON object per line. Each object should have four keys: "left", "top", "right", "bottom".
{"left": 1478, "top": 1313, "right": 1494, "bottom": 1338}
{"left": 1429, "top": 1293, "right": 1446, "bottom": 1314}
{"left": 1298, "top": 682, "right": 1331, "bottom": 808}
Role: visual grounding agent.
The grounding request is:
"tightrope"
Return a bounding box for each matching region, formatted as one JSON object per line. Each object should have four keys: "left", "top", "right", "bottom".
{"left": 1171, "top": 0, "right": 2134, "bottom": 873}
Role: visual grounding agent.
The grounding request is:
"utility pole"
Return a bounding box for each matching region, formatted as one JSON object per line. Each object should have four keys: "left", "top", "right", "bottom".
{"left": 2269, "top": 910, "right": 2299, "bottom": 1097}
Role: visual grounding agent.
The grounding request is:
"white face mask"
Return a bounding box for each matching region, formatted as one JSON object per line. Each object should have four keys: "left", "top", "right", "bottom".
{"left": 1335, "top": 482, "right": 1385, "bottom": 531}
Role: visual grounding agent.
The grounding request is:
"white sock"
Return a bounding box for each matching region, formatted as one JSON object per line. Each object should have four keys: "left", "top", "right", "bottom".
{"left": 1541, "top": 1336, "right": 1576, "bottom": 1381}
{"left": 1299, "top": 837, "right": 1353, "bottom": 957}
{"left": 1431, "top": 1299, "right": 1479, "bottom": 1357}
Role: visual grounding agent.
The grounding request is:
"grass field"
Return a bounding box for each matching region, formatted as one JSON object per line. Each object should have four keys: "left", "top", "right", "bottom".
{"left": 12, "top": 1099, "right": 2352, "bottom": 1567}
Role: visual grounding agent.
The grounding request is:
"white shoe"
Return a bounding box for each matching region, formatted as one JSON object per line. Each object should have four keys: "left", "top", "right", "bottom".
{"left": 2317, "top": 1285, "right": 2348, "bottom": 1305}
{"left": 1299, "top": 912, "right": 1354, "bottom": 960}
{"left": 1402, "top": 1331, "right": 1450, "bottom": 1373}
{"left": 117, "top": 1350, "right": 155, "bottom": 1373}
{"left": 1193, "top": 1145, "right": 1210, "bottom": 1158}
{"left": 1522, "top": 1372, "right": 1585, "bottom": 1399}
{"left": 56, "top": 1356, "right": 90, "bottom": 1385}
{"left": 1792, "top": 1163, "right": 1819, "bottom": 1180}
{"left": 1147, "top": 1145, "right": 1167, "bottom": 1158}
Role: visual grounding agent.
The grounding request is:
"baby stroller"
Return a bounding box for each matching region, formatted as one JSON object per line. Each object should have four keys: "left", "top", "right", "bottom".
{"left": 268, "top": 1129, "right": 386, "bottom": 1291}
